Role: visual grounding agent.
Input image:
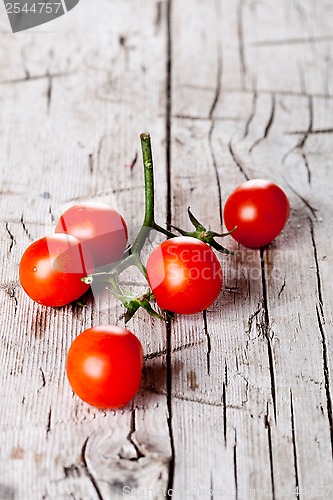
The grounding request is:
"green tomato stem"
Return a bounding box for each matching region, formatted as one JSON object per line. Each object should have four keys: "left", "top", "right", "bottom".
{"left": 131, "top": 133, "right": 158, "bottom": 255}
{"left": 141, "top": 132, "right": 155, "bottom": 227}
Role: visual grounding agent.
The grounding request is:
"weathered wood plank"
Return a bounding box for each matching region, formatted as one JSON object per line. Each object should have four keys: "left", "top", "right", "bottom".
{"left": 169, "top": 0, "right": 333, "bottom": 499}
{"left": 0, "top": 0, "right": 333, "bottom": 498}
{"left": 0, "top": 1, "right": 172, "bottom": 498}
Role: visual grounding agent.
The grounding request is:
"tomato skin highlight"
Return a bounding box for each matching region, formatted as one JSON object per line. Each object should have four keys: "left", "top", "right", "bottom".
{"left": 55, "top": 202, "right": 128, "bottom": 269}
{"left": 146, "top": 236, "right": 222, "bottom": 314}
{"left": 19, "top": 233, "right": 94, "bottom": 307}
{"left": 66, "top": 326, "right": 143, "bottom": 409}
{"left": 223, "top": 179, "right": 290, "bottom": 248}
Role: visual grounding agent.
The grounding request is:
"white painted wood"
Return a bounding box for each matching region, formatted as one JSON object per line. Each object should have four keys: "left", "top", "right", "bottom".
{"left": 0, "top": 0, "right": 332, "bottom": 499}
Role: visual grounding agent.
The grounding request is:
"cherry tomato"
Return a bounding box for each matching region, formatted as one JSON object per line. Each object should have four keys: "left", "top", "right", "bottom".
{"left": 55, "top": 202, "right": 128, "bottom": 269}
{"left": 19, "top": 233, "right": 94, "bottom": 307}
{"left": 146, "top": 236, "right": 222, "bottom": 314}
{"left": 66, "top": 326, "right": 143, "bottom": 409}
{"left": 223, "top": 179, "right": 290, "bottom": 248}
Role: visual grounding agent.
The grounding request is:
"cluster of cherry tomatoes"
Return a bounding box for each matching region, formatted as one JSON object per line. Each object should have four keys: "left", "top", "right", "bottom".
{"left": 19, "top": 177, "right": 290, "bottom": 409}
{"left": 20, "top": 202, "right": 128, "bottom": 307}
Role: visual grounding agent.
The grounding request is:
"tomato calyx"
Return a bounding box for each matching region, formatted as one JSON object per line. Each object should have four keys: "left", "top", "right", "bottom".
{"left": 170, "top": 207, "right": 237, "bottom": 255}
{"left": 82, "top": 268, "right": 165, "bottom": 323}
{"left": 106, "top": 274, "right": 164, "bottom": 322}
{"left": 122, "top": 291, "right": 165, "bottom": 323}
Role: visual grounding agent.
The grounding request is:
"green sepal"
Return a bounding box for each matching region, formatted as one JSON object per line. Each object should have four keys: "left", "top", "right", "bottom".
{"left": 187, "top": 207, "right": 205, "bottom": 231}
{"left": 174, "top": 207, "right": 236, "bottom": 255}
{"left": 139, "top": 298, "right": 164, "bottom": 320}
{"left": 121, "top": 291, "right": 164, "bottom": 323}
{"left": 207, "top": 238, "right": 235, "bottom": 255}
{"left": 122, "top": 301, "right": 141, "bottom": 323}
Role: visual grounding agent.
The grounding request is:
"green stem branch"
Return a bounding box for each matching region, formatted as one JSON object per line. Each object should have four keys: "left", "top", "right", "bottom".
{"left": 81, "top": 131, "right": 231, "bottom": 322}
{"left": 141, "top": 132, "right": 155, "bottom": 227}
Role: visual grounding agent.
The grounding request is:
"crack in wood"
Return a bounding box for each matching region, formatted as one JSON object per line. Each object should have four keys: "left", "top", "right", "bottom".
{"left": 46, "top": 74, "right": 52, "bottom": 114}
{"left": 181, "top": 82, "right": 333, "bottom": 100}
{"left": 251, "top": 35, "right": 333, "bottom": 47}
{"left": 282, "top": 95, "right": 313, "bottom": 164}
{"left": 296, "top": 192, "right": 317, "bottom": 219}
{"left": 39, "top": 368, "right": 46, "bottom": 392}
{"left": 81, "top": 437, "right": 104, "bottom": 500}
{"left": 49, "top": 205, "right": 56, "bottom": 224}
{"left": 174, "top": 114, "right": 241, "bottom": 122}
{"left": 260, "top": 248, "right": 277, "bottom": 423}
{"left": 147, "top": 386, "right": 247, "bottom": 410}
{"left": 126, "top": 152, "right": 138, "bottom": 172}
{"left": 265, "top": 405, "right": 276, "bottom": 500}
{"left": 20, "top": 214, "right": 32, "bottom": 241}
{"left": 301, "top": 152, "right": 311, "bottom": 185}
{"left": 237, "top": 372, "right": 249, "bottom": 405}
{"left": 62, "top": 185, "right": 144, "bottom": 203}
{"left": 233, "top": 428, "right": 238, "bottom": 500}
{"left": 223, "top": 381, "right": 227, "bottom": 446}
{"left": 223, "top": 362, "right": 228, "bottom": 446}
{"left": 144, "top": 339, "right": 203, "bottom": 360}
{"left": 249, "top": 94, "right": 276, "bottom": 153}
{"left": 282, "top": 180, "right": 318, "bottom": 220}
{"left": 63, "top": 463, "right": 81, "bottom": 479}
{"left": 286, "top": 127, "right": 333, "bottom": 135}
{"left": 246, "top": 304, "right": 261, "bottom": 335}
{"left": 46, "top": 408, "right": 52, "bottom": 437}
{"left": 278, "top": 278, "right": 286, "bottom": 299}
{"left": 310, "top": 219, "right": 333, "bottom": 456}
{"left": 3, "top": 283, "right": 18, "bottom": 315}
{"left": 5, "top": 222, "right": 15, "bottom": 254}
{"left": 210, "top": 472, "right": 214, "bottom": 500}
{"left": 88, "top": 153, "right": 94, "bottom": 174}
{"left": 120, "top": 408, "right": 145, "bottom": 462}
{"left": 166, "top": 316, "right": 175, "bottom": 498}
{"left": 290, "top": 390, "right": 300, "bottom": 498}
{"left": 228, "top": 140, "right": 249, "bottom": 180}
{"left": 0, "top": 71, "right": 73, "bottom": 85}
{"left": 242, "top": 91, "right": 257, "bottom": 139}
{"left": 208, "top": 5, "right": 223, "bottom": 228}
{"left": 203, "top": 310, "right": 211, "bottom": 376}
{"left": 165, "top": 0, "right": 172, "bottom": 233}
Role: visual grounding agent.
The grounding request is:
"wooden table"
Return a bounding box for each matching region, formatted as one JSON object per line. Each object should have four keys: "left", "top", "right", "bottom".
{"left": 1, "top": 0, "right": 332, "bottom": 498}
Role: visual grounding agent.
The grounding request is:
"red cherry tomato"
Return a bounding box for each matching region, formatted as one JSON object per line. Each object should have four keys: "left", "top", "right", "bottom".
{"left": 223, "top": 179, "right": 290, "bottom": 248}
{"left": 66, "top": 326, "right": 143, "bottom": 409}
{"left": 19, "top": 233, "right": 94, "bottom": 307}
{"left": 55, "top": 202, "right": 128, "bottom": 269}
{"left": 146, "top": 236, "right": 222, "bottom": 314}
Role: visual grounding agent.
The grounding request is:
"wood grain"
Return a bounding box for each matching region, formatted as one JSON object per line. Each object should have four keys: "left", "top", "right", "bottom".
{"left": 0, "top": 0, "right": 332, "bottom": 499}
